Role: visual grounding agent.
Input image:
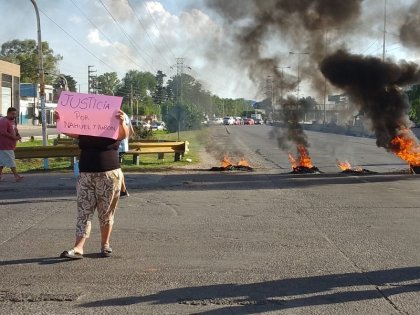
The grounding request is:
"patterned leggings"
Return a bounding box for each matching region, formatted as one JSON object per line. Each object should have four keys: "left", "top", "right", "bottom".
{"left": 75, "top": 169, "right": 123, "bottom": 238}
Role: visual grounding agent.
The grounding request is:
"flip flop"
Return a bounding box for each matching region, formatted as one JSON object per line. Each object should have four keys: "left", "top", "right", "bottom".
{"left": 15, "top": 176, "right": 24, "bottom": 182}
{"left": 101, "top": 245, "right": 112, "bottom": 258}
{"left": 60, "top": 248, "right": 83, "bottom": 260}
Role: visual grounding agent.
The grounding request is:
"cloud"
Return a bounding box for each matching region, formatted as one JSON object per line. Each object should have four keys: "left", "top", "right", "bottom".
{"left": 87, "top": 29, "right": 111, "bottom": 47}
{"left": 69, "top": 15, "right": 83, "bottom": 25}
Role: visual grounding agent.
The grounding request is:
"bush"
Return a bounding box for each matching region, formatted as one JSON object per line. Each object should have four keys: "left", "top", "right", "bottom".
{"left": 131, "top": 126, "right": 154, "bottom": 140}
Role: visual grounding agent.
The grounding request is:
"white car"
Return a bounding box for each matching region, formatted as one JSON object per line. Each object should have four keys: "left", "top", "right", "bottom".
{"left": 151, "top": 121, "right": 166, "bottom": 131}
{"left": 223, "top": 116, "right": 235, "bottom": 125}
{"left": 209, "top": 117, "right": 223, "bottom": 125}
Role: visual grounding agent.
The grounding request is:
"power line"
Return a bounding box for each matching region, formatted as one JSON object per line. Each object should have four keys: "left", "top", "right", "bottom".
{"left": 140, "top": 0, "right": 177, "bottom": 60}
{"left": 97, "top": 0, "right": 155, "bottom": 73}
{"left": 360, "top": 39, "right": 380, "bottom": 55}
{"left": 126, "top": 0, "right": 172, "bottom": 68}
{"left": 38, "top": 8, "right": 117, "bottom": 73}
{"left": 69, "top": 0, "right": 144, "bottom": 71}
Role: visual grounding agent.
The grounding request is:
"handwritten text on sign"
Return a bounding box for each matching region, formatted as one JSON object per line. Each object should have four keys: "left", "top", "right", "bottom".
{"left": 56, "top": 92, "right": 123, "bottom": 139}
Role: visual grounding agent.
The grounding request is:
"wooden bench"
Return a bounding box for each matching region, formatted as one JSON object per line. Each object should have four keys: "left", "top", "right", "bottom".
{"left": 127, "top": 141, "right": 189, "bottom": 165}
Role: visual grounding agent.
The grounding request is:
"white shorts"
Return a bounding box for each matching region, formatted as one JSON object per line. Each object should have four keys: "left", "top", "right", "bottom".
{"left": 0, "top": 150, "right": 16, "bottom": 168}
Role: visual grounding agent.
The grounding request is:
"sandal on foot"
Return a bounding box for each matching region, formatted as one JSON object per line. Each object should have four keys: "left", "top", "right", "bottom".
{"left": 101, "top": 246, "right": 112, "bottom": 257}
{"left": 60, "top": 248, "right": 83, "bottom": 259}
{"left": 15, "top": 176, "right": 24, "bottom": 182}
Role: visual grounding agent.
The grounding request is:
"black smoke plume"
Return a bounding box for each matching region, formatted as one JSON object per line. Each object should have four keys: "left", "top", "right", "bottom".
{"left": 399, "top": 0, "right": 420, "bottom": 49}
{"left": 320, "top": 49, "right": 420, "bottom": 150}
{"left": 205, "top": 0, "right": 363, "bottom": 150}
{"left": 270, "top": 97, "right": 309, "bottom": 150}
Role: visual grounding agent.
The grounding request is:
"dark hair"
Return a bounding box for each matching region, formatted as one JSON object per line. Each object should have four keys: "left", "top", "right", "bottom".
{"left": 7, "top": 107, "right": 17, "bottom": 114}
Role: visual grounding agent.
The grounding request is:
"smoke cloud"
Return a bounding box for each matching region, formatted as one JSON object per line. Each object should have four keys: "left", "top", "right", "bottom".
{"left": 205, "top": 0, "right": 363, "bottom": 93}
{"left": 205, "top": 0, "right": 363, "bottom": 150}
{"left": 399, "top": 0, "right": 420, "bottom": 49}
{"left": 320, "top": 49, "right": 420, "bottom": 150}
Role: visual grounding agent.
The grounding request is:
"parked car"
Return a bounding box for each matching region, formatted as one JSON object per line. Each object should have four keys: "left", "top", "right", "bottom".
{"left": 234, "top": 117, "right": 243, "bottom": 125}
{"left": 209, "top": 117, "right": 223, "bottom": 125}
{"left": 243, "top": 118, "right": 255, "bottom": 125}
{"left": 223, "top": 116, "right": 235, "bottom": 125}
{"left": 254, "top": 118, "right": 264, "bottom": 125}
{"left": 133, "top": 121, "right": 150, "bottom": 129}
{"left": 151, "top": 121, "right": 166, "bottom": 131}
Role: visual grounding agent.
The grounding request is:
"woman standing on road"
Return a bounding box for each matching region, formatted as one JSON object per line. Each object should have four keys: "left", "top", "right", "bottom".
{"left": 56, "top": 110, "right": 129, "bottom": 259}
{"left": 0, "top": 107, "right": 24, "bottom": 182}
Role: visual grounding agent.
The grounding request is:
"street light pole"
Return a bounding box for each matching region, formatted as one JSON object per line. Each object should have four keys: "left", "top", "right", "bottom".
{"left": 382, "top": 0, "right": 387, "bottom": 61}
{"left": 277, "top": 66, "right": 290, "bottom": 108}
{"left": 323, "top": 31, "right": 328, "bottom": 124}
{"left": 289, "top": 51, "right": 309, "bottom": 102}
{"left": 30, "top": 0, "right": 48, "bottom": 169}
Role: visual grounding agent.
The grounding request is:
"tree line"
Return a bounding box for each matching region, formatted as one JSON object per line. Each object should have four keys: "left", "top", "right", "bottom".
{"left": 0, "top": 39, "right": 254, "bottom": 131}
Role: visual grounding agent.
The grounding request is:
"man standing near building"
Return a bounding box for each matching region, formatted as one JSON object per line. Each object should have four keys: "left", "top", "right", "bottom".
{"left": 0, "top": 107, "right": 24, "bottom": 182}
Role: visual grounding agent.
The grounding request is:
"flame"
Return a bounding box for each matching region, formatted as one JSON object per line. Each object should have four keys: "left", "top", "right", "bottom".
{"left": 237, "top": 157, "right": 250, "bottom": 167}
{"left": 288, "top": 152, "right": 298, "bottom": 169}
{"left": 221, "top": 155, "right": 233, "bottom": 168}
{"left": 288, "top": 145, "right": 313, "bottom": 169}
{"left": 390, "top": 129, "right": 420, "bottom": 166}
{"left": 336, "top": 159, "right": 352, "bottom": 171}
{"left": 297, "top": 145, "right": 313, "bottom": 168}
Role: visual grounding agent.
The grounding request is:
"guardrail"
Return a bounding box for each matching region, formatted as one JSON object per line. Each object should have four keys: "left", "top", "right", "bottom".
{"left": 14, "top": 140, "right": 189, "bottom": 165}
{"left": 15, "top": 145, "right": 80, "bottom": 159}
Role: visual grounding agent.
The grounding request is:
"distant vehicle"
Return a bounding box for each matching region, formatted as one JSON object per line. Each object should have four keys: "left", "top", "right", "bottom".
{"left": 223, "top": 116, "right": 235, "bottom": 125}
{"left": 151, "top": 121, "right": 166, "bottom": 131}
{"left": 243, "top": 118, "right": 255, "bottom": 125}
{"left": 234, "top": 117, "right": 243, "bottom": 125}
{"left": 209, "top": 117, "right": 223, "bottom": 125}
{"left": 254, "top": 118, "right": 264, "bottom": 125}
{"left": 134, "top": 121, "right": 150, "bottom": 129}
{"left": 251, "top": 113, "right": 262, "bottom": 121}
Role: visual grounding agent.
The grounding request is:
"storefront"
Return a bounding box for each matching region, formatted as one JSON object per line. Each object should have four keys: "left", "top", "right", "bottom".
{"left": 0, "top": 60, "right": 20, "bottom": 119}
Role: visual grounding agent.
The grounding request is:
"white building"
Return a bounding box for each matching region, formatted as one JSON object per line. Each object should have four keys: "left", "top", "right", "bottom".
{"left": 20, "top": 83, "right": 56, "bottom": 125}
{"left": 0, "top": 60, "right": 20, "bottom": 118}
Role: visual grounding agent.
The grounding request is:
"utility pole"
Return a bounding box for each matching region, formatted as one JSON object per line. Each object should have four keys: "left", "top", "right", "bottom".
{"left": 130, "top": 84, "right": 133, "bottom": 120}
{"left": 30, "top": 0, "right": 48, "bottom": 169}
{"left": 323, "top": 30, "right": 328, "bottom": 124}
{"left": 277, "top": 66, "right": 290, "bottom": 108}
{"left": 289, "top": 51, "right": 309, "bottom": 102}
{"left": 382, "top": 0, "right": 387, "bottom": 61}
{"left": 88, "top": 65, "right": 97, "bottom": 94}
{"left": 171, "top": 58, "right": 191, "bottom": 140}
{"left": 265, "top": 76, "right": 274, "bottom": 121}
{"left": 174, "top": 58, "right": 192, "bottom": 104}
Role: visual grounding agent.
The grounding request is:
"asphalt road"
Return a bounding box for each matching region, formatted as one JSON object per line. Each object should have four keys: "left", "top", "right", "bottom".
{"left": 18, "top": 124, "right": 59, "bottom": 139}
{"left": 1, "top": 125, "right": 420, "bottom": 314}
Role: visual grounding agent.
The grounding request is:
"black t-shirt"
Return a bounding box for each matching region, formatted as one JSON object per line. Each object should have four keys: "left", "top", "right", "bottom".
{"left": 78, "top": 135, "right": 121, "bottom": 172}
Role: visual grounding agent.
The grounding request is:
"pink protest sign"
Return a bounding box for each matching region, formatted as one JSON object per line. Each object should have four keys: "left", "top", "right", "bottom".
{"left": 56, "top": 92, "right": 123, "bottom": 139}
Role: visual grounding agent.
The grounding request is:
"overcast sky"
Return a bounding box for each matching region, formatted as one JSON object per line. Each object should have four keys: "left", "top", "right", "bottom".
{"left": 1, "top": 0, "right": 419, "bottom": 101}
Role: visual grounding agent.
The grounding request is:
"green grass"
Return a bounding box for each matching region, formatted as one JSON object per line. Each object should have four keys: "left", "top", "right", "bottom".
{"left": 11, "top": 130, "right": 209, "bottom": 174}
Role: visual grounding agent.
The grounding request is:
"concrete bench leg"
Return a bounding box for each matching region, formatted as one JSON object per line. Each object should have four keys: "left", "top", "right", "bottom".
{"left": 132, "top": 154, "right": 140, "bottom": 165}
